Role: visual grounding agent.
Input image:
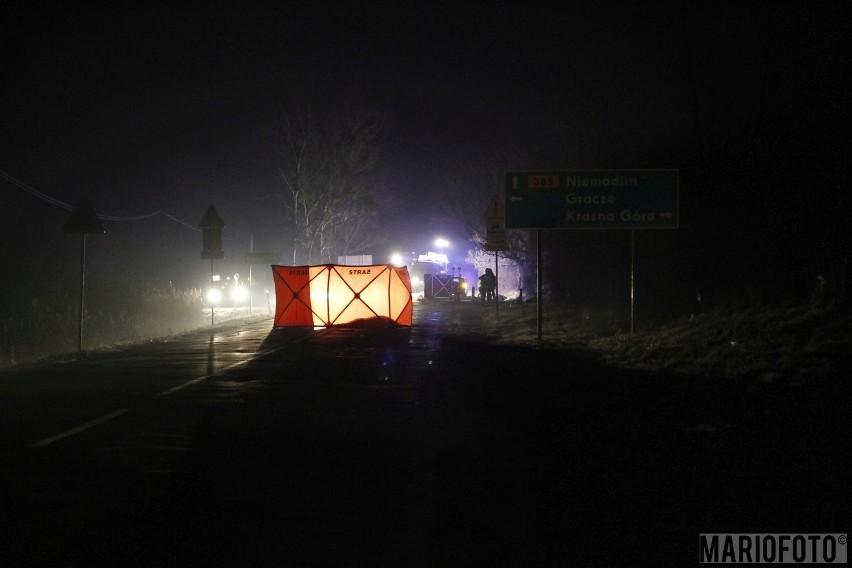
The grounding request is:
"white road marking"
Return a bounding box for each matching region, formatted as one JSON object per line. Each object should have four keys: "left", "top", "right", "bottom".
{"left": 30, "top": 409, "right": 131, "bottom": 449}
{"left": 28, "top": 339, "right": 295, "bottom": 449}
{"left": 155, "top": 349, "right": 279, "bottom": 397}
{"left": 157, "top": 375, "right": 209, "bottom": 396}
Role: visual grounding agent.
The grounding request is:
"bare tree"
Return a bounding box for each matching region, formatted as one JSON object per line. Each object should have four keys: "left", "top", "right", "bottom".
{"left": 435, "top": 149, "right": 539, "bottom": 296}
{"left": 271, "top": 106, "right": 385, "bottom": 264}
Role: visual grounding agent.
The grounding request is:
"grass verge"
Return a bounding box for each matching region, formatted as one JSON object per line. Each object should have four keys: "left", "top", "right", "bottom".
{"left": 418, "top": 298, "right": 850, "bottom": 383}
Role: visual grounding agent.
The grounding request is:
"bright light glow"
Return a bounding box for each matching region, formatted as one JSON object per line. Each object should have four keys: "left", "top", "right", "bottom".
{"left": 390, "top": 253, "right": 405, "bottom": 267}
{"left": 230, "top": 286, "right": 248, "bottom": 303}
{"left": 206, "top": 288, "right": 223, "bottom": 304}
{"left": 418, "top": 252, "right": 448, "bottom": 264}
{"left": 433, "top": 253, "right": 448, "bottom": 266}
{"left": 434, "top": 238, "right": 449, "bottom": 270}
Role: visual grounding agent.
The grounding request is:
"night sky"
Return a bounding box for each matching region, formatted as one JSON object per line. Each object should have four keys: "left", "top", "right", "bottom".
{"left": 1, "top": 3, "right": 848, "bottom": 314}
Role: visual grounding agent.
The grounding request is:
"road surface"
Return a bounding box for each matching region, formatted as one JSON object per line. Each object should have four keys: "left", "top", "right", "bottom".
{"left": 0, "top": 302, "right": 846, "bottom": 566}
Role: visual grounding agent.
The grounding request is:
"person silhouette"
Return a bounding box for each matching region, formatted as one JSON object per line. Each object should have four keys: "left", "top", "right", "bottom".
{"left": 478, "top": 268, "right": 496, "bottom": 304}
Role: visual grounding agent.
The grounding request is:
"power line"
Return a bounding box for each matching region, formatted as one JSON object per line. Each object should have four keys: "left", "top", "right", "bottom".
{"left": 0, "top": 169, "right": 73, "bottom": 210}
{"left": 0, "top": 168, "right": 200, "bottom": 231}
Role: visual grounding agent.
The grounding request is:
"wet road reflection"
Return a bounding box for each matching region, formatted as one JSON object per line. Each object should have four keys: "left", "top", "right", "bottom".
{"left": 6, "top": 303, "right": 837, "bottom": 565}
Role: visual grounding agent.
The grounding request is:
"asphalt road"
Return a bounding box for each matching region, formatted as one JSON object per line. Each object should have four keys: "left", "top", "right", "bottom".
{"left": 0, "top": 302, "right": 846, "bottom": 566}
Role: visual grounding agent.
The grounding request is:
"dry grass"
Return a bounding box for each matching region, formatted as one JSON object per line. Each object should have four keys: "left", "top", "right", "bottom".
{"left": 415, "top": 298, "right": 850, "bottom": 382}
{"left": 1, "top": 284, "right": 204, "bottom": 369}
{"left": 588, "top": 301, "right": 850, "bottom": 382}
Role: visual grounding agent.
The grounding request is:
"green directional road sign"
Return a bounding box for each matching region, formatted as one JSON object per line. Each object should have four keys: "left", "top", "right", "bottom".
{"left": 505, "top": 169, "right": 679, "bottom": 229}
{"left": 245, "top": 252, "right": 280, "bottom": 265}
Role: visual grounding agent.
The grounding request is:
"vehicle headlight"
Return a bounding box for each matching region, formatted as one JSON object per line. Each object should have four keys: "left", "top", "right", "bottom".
{"left": 230, "top": 286, "right": 248, "bottom": 302}
{"left": 207, "top": 288, "right": 223, "bottom": 304}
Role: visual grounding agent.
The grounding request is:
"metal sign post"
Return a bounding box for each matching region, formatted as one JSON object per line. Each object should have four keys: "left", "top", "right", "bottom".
{"left": 245, "top": 250, "right": 280, "bottom": 317}
{"left": 630, "top": 229, "right": 636, "bottom": 334}
{"left": 495, "top": 251, "right": 499, "bottom": 317}
{"left": 63, "top": 198, "right": 105, "bottom": 352}
{"left": 537, "top": 229, "right": 542, "bottom": 341}
{"left": 78, "top": 232, "right": 86, "bottom": 350}
{"left": 210, "top": 259, "right": 215, "bottom": 326}
{"left": 483, "top": 197, "right": 509, "bottom": 318}
{"left": 200, "top": 205, "right": 225, "bottom": 327}
{"left": 249, "top": 235, "right": 253, "bottom": 315}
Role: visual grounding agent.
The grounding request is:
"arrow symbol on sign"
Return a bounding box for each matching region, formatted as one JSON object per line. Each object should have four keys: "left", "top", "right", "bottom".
{"left": 509, "top": 196, "right": 523, "bottom": 202}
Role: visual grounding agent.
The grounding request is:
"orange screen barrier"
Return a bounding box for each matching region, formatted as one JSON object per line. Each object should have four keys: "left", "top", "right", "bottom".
{"left": 272, "top": 264, "right": 412, "bottom": 327}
